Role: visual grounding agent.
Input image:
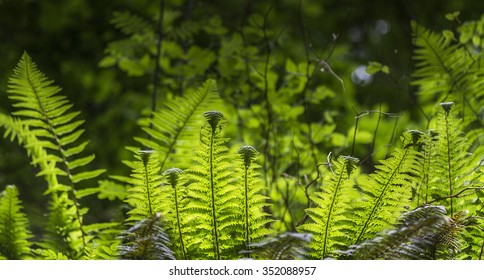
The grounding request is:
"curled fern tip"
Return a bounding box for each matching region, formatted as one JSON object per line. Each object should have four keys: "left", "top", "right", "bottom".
{"left": 203, "top": 111, "right": 224, "bottom": 131}
{"left": 139, "top": 150, "right": 154, "bottom": 167}
{"left": 163, "top": 168, "right": 184, "bottom": 188}
{"left": 439, "top": 102, "right": 454, "bottom": 114}
{"left": 238, "top": 146, "right": 258, "bottom": 168}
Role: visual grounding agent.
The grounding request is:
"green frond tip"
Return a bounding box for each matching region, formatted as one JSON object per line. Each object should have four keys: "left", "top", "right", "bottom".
{"left": 238, "top": 146, "right": 258, "bottom": 168}
{"left": 439, "top": 102, "right": 454, "bottom": 115}
{"left": 163, "top": 168, "right": 183, "bottom": 188}
{"left": 139, "top": 150, "right": 154, "bottom": 167}
{"left": 341, "top": 155, "right": 359, "bottom": 176}
{"left": 405, "top": 130, "right": 425, "bottom": 148}
{"left": 203, "top": 111, "right": 224, "bottom": 131}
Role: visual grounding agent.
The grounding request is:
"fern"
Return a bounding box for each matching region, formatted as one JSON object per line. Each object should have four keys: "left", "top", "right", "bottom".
{"left": 411, "top": 20, "right": 483, "bottom": 129}
{"left": 5, "top": 52, "right": 106, "bottom": 256}
{"left": 340, "top": 205, "right": 452, "bottom": 259}
{"left": 113, "top": 150, "right": 164, "bottom": 223}
{"left": 0, "top": 113, "right": 61, "bottom": 190}
{"left": 237, "top": 146, "right": 272, "bottom": 258}
{"left": 111, "top": 11, "right": 155, "bottom": 36}
{"left": 354, "top": 130, "right": 423, "bottom": 244}
{"left": 160, "top": 167, "right": 189, "bottom": 259}
{"left": 39, "top": 192, "right": 86, "bottom": 259}
{"left": 0, "top": 185, "right": 32, "bottom": 260}
{"left": 184, "top": 111, "right": 241, "bottom": 259}
{"left": 118, "top": 213, "right": 175, "bottom": 260}
{"left": 426, "top": 102, "right": 476, "bottom": 215}
{"left": 422, "top": 102, "right": 484, "bottom": 259}
{"left": 298, "top": 155, "right": 360, "bottom": 259}
{"left": 136, "top": 79, "right": 221, "bottom": 170}
{"left": 415, "top": 130, "right": 439, "bottom": 205}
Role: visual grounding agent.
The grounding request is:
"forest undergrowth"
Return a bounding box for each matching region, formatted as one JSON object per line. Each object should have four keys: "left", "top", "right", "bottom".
{"left": 0, "top": 3, "right": 483, "bottom": 260}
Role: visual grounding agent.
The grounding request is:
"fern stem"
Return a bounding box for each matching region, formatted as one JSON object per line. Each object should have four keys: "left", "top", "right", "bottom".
{"left": 243, "top": 166, "right": 250, "bottom": 258}
{"left": 209, "top": 128, "right": 221, "bottom": 260}
{"left": 144, "top": 163, "right": 153, "bottom": 216}
{"left": 173, "top": 185, "right": 187, "bottom": 259}
{"left": 355, "top": 148, "right": 409, "bottom": 244}
{"left": 444, "top": 112, "right": 454, "bottom": 216}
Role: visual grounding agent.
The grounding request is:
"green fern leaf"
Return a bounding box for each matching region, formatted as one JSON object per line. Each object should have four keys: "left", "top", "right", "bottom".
{"left": 354, "top": 130, "right": 423, "bottom": 244}
{"left": 298, "top": 155, "right": 360, "bottom": 259}
{"left": 160, "top": 167, "right": 189, "bottom": 259}
{"left": 237, "top": 146, "right": 273, "bottom": 258}
{"left": 118, "top": 150, "right": 164, "bottom": 223}
{"left": 411, "top": 20, "right": 483, "bottom": 129}
{"left": 136, "top": 79, "right": 221, "bottom": 170}
{"left": 7, "top": 52, "right": 105, "bottom": 186}
{"left": 39, "top": 192, "right": 86, "bottom": 259}
{"left": 427, "top": 103, "right": 476, "bottom": 215}
{"left": 0, "top": 185, "right": 32, "bottom": 260}
{"left": 5, "top": 53, "right": 107, "bottom": 253}
{"left": 111, "top": 11, "right": 154, "bottom": 36}
{"left": 184, "top": 111, "right": 242, "bottom": 259}
{"left": 340, "top": 205, "right": 450, "bottom": 260}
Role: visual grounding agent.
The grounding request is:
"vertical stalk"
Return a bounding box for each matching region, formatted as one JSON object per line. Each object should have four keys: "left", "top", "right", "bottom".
{"left": 141, "top": 150, "right": 154, "bottom": 216}
{"left": 244, "top": 166, "right": 250, "bottom": 258}
{"left": 444, "top": 112, "right": 454, "bottom": 216}
{"left": 209, "top": 128, "right": 221, "bottom": 260}
{"left": 144, "top": 165, "right": 153, "bottom": 216}
{"left": 173, "top": 185, "right": 187, "bottom": 259}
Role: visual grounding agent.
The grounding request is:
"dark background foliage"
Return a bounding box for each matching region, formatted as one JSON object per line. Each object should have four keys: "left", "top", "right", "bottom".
{"left": 1, "top": 0, "right": 483, "bottom": 233}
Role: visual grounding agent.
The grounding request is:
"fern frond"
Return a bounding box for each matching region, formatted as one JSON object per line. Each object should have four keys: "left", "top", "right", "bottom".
{"left": 0, "top": 113, "right": 61, "bottom": 189}
{"left": 415, "top": 130, "right": 439, "bottom": 205}
{"left": 237, "top": 146, "right": 272, "bottom": 258}
{"left": 427, "top": 102, "right": 476, "bottom": 215}
{"left": 160, "top": 167, "right": 189, "bottom": 259}
{"left": 298, "top": 156, "right": 359, "bottom": 259}
{"left": 111, "top": 11, "right": 154, "bottom": 36}
{"left": 33, "top": 249, "right": 69, "bottom": 260}
{"left": 0, "top": 185, "right": 32, "bottom": 259}
{"left": 136, "top": 79, "right": 221, "bottom": 170}
{"left": 39, "top": 192, "right": 86, "bottom": 259}
{"left": 340, "top": 205, "right": 449, "bottom": 259}
{"left": 6, "top": 52, "right": 106, "bottom": 250}
{"left": 411, "top": 21, "right": 483, "bottom": 129}
{"left": 7, "top": 53, "right": 105, "bottom": 184}
{"left": 118, "top": 213, "right": 175, "bottom": 260}
{"left": 116, "top": 150, "right": 164, "bottom": 223}
{"left": 184, "top": 111, "right": 242, "bottom": 259}
{"left": 354, "top": 130, "right": 423, "bottom": 244}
